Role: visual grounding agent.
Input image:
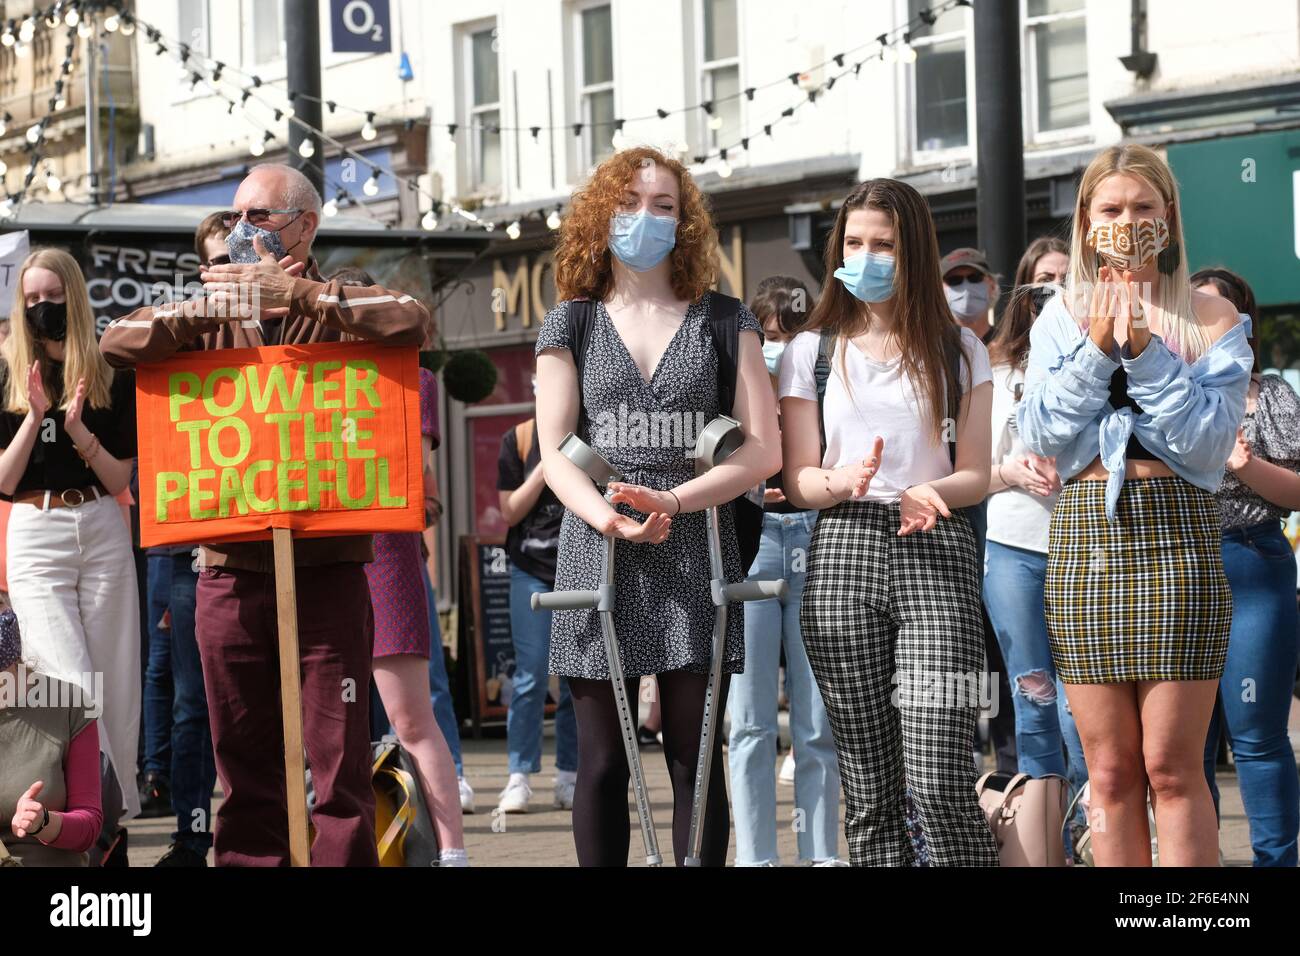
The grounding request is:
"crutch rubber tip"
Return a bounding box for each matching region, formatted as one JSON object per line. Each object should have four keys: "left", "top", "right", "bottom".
{"left": 530, "top": 593, "right": 541, "bottom": 610}
{"left": 647, "top": 854, "right": 663, "bottom": 867}
{"left": 683, "top": 856, "right": 702, "bottom": 867}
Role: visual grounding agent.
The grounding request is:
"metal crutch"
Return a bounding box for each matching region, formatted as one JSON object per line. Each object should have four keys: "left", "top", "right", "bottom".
{"left": 684, "top": 415, "right": 788, "bottom": 867}
{"left": 530, "top": 432, "right": 663, "bottom": 867}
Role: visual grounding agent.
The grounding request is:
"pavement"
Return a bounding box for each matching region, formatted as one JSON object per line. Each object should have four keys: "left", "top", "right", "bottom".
{"left": 125, "top": 695, "right": 1300, "bottom": 867}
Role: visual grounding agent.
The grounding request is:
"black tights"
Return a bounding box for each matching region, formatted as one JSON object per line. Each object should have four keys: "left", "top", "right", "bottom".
{"left": 569, "top": 669, "right": 731, "bottom": 867}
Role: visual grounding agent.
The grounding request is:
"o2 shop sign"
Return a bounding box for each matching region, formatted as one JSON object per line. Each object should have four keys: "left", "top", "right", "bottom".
{"left": 84, "top": 243, "right": 203, "bottom": 338}
{"left": 330, "top": 0, "right": 391, "bottom": 54}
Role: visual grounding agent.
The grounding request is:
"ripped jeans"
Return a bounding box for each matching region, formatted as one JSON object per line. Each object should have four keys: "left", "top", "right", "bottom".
{"left": 984, "top": 541, "right": 1087, "bottom": 799}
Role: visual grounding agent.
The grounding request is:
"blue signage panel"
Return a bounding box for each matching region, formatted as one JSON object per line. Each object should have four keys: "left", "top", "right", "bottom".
{"left": 330, "top": 0, "right": 392, "bottom": 54}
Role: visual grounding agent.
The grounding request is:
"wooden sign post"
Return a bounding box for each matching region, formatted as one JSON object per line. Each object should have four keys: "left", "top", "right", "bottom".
{"left": 136, "top": 342, "right": 425, "bottom": 866}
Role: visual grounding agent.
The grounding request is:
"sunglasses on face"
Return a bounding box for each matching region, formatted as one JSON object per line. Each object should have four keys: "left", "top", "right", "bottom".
{"left": 943, "top": 273, "right": 985, "bottom": 288}
{"left": 200, "top": 254, "right": 232, "bottom": 269}
{"left": 219, "top": 208, "right": 302, "bottom": 229}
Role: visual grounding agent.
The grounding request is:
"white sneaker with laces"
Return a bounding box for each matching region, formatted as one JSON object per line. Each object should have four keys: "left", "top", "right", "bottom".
{"left": 497, "top": 773, "right": 533, "bottom": 813}
{"left": 553, "top": 770, "right": 577, "bottom": 810}
{"left": 458, "top": 776, "right": 475, "bottom": 814}
{"left": 778, "top": 753, "right": 796, "bottom": 785}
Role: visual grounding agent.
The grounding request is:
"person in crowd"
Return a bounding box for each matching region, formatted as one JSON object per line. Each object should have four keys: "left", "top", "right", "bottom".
{"left": 780, "top": 178, "right": 999, "bottom": 866}
{"left": 496, "top": 395, "right": 578, "bottom": 813}
{"left": 1, "top": 612, "right": 105, "bottom": 865}
{"left": 983, "top": 237, "right": 1088, "bottom": 807}
{"left": 728, "top": 274, "right": 843, "bottom": 866}
{"left": 1018, "top": 144, "right": 1252, "bottom": 866}
{"left": 722, "top": 274, "right": 842, "bottom": 868}
{"left": 534, "top": 145, "right": 781, "bottom": 866}
{"left": 330, "top": 267, "right": 468, "bottom": 866}
{"left": 100, "top": 163, "right": 430, "bottom": 866}
{"left": 1192, "top": 266, "right": 1300, "bottom": 867}
{"left": 0, "top": 248, "right": 141, "bottom": 851}
{"left": 941, "top": 247, "right": 999, "bottom": 342}
{"left": 137, "top": 212, "right": 229, "bottom": 865}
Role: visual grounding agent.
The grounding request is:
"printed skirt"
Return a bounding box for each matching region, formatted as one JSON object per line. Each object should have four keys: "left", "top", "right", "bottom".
{"left": 1044, "top": 477, "right": 1231, "bottom": 683}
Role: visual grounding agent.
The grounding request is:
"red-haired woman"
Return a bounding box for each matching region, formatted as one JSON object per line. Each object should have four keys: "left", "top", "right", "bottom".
{"left": 534, "top": 147, "right": 781, "bottom": 866}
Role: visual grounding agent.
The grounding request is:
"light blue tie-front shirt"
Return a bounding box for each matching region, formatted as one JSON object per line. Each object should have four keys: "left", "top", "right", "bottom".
{"left": 1017, "top": 294, "right": 1253, "bottom": 522}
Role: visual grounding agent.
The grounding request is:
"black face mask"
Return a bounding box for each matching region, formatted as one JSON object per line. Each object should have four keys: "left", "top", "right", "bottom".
{"left": 26, "top": 300, "right": 68, "bottom": 342}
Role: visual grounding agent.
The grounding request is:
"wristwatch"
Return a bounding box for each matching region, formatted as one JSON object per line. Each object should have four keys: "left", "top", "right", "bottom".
{"left": 27, "top": 807, "right": 50, "bottom": 838}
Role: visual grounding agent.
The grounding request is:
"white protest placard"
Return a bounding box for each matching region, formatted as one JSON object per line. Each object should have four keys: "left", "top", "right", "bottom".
{"left": 0, "top": 230, "right": 30, "bottom": 315}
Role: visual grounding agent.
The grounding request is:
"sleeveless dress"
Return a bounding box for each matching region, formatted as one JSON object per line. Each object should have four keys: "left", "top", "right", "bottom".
{"left": 534, "top": 297, "right": 762, "bottom": 680}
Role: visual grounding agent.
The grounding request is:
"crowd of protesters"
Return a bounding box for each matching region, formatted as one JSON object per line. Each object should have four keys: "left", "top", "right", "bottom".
{"left": 1, "top": 145, "right": 1297, "bottom": 868}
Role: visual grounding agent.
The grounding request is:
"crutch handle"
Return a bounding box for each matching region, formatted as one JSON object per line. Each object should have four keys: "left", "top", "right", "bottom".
{"left": 531, "top": 589, "right": 601, "bottom": 611}
{"left": 724, "top": 579, "right": 788, "bottom": 603}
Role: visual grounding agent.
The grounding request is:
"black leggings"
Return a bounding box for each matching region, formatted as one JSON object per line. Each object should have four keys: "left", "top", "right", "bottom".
{"left": 569, "top": 669, "right": 731, "bottom": 866}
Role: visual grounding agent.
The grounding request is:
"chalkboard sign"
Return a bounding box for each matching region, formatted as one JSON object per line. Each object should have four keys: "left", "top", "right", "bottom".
{"left": 458, "top": 535, "right": 558, "bottom": 735}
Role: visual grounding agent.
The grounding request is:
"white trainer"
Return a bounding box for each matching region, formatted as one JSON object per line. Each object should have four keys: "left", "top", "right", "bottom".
{"left": 497, "top": 773, "right": 533, "bottom": 813}
{"left": 553, "top": 771, "right": 577, "bottom": 810}
{"left": 458, "top": 776, "right": 475, "bottom": 815}
{"left": 778, "top": 753, "right": 796, "bottom": 785}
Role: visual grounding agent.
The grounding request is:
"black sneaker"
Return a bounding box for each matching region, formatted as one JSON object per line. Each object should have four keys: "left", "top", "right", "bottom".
{"left": 137, "top": 772, "right": 172, "bottom": 819}
{"left": 155, "top": 843, "right": 208, "bottom": 867}
{"left": 637, "top": 725, "right": 662, "bottom": 747}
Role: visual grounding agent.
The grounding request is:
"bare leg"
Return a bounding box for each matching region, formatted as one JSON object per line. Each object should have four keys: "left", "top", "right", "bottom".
{"left": 1064, "top": 682, "right": 1152, "bottom": 866}
{"left": 373, "top": 654, "right": 466, "bottom": 852}
{"left": 1137, "top": 679, "right": 1220, "bottom": 866}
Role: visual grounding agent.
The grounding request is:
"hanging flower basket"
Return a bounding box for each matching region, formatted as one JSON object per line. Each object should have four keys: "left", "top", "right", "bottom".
{"left": 441, "top": 349, "right": 498, "bottom": 404}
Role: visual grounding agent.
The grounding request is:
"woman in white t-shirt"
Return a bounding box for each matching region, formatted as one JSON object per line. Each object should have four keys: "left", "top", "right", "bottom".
{"left": 778, "top": 178, "right": 998, "bottom": 867}
{"left": 982, "top": 238, "right": 1088, "bottom": 811}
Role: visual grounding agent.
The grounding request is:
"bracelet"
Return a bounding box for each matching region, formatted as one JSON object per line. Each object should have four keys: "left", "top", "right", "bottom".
{"left": 667, "top": 489, "right": 681, "bottom": 516}
{"left": 27, "top": 807, "right": 49, "bottom": 838}
{"left": 824, "top": 470, "right": 845, "bottom": 503}
{"left": 74, "top": 435, "right": 101, "bottom": 463}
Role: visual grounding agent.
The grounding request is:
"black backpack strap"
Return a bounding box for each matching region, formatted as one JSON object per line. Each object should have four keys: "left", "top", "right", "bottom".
{"left": 706, "top": 290, "right": 742, "bottom": 415}
{"left": 566, "top": 298, "right": 597, "bottom": 438}
{"left": 814, "top": 328, "right": 834, "bottom": 456}
{"left": 943, "top": 330, "right": 963, "bottom": 467}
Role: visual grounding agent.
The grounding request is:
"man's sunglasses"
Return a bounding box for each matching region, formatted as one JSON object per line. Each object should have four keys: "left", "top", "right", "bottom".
{"left": 219, "top": 208, "right": 302, "bottom": 229}
{"left": 200, "top": 254, "right": 231, "bottom": 269}
{"left": 943, "top": 273, "right": 986, "bottom": 288}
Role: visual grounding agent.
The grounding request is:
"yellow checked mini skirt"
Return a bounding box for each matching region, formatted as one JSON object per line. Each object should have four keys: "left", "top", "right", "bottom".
{"left": 1044, "top": 476, "right": 1231, "bottom": 684}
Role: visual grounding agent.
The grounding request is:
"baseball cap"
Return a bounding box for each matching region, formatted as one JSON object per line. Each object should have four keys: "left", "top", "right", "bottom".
{"left": 940, "top": 247, "right": 993, "bottom": 278}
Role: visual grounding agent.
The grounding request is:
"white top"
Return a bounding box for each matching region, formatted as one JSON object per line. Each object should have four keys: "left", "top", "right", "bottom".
{"left": 778, "top": 326, "right": 992, "bottom": 503}
{"left": 986, "top": 363, "right": 1057, "bottom": 553}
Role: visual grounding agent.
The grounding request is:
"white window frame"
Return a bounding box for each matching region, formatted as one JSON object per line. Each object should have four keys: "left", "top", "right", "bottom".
{"left": 695, "top": 0, "right": 742, "bottom": 152}
{"left": 460, "top": 19, "right": 503, "bottom": 193}
{"left": 900, "top": 0, "right": 975, "bottom": 169}
{"left": 243, "top": 0, "right": 286, "bottom": 70}
{"left": 1022, "top": 0, "right": 1091, "bottom": 144}
{"left": 178, "top": 0, "right": 212, "bottom": 57}
{"left": 169, "top": 0, "right": 213, "bottom": 106}
{"left": 572, "top": 0, "right": 616, "bottom": 174}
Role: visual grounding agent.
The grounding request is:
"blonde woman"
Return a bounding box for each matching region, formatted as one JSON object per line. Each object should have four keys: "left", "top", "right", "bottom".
{"left": 1018, "top": 145, "right": 1252, "bottom": 866}
{"left": 0, "top": 248, "right": 141, "bottom": 828}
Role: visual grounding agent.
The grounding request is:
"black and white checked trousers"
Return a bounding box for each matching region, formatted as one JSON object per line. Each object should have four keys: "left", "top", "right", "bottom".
{"left": 800, "top": 500, "right": 1000, "bottom": 867}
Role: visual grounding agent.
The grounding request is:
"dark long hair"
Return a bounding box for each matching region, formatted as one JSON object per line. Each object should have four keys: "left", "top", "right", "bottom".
{"left": 749, "top": 275, "right": 814, "bottom": 337}
{"left": 988, "top": 236, "right": 1069, "bottom": 370}
{"left": 1190, "top": 266, "right": 1260, "bottom": 374}
{"left": 806, "top": 178, "right": 961, "bottom": 444}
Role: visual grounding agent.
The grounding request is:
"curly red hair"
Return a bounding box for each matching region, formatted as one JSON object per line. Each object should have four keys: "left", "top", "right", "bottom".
{"left": 553, "top": 147, "right": 719, "bottom": 303}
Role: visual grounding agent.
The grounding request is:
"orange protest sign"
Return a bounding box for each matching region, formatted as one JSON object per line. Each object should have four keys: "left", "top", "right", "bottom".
{"left": 136, "top": 342, "right": 424, "bottom": 547}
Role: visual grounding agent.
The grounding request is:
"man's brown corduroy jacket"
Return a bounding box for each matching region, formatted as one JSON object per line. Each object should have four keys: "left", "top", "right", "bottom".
{"left": 100, "top": 259, "right": 431, "bottom": 573}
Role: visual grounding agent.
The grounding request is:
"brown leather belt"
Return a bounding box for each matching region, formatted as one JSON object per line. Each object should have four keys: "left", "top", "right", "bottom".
{"left": 11, "top": 485, "right": 105, "bottom": 509}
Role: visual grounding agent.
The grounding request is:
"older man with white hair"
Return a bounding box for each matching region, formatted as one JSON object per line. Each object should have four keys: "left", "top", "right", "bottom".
{"left": 101, "top": 163, "right": 430, "bottom": 867}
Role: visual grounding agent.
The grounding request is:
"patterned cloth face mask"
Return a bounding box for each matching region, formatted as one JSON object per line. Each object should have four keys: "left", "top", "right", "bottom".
{"left": 1086, "top": 218, "right": 1169, "bottom": 272}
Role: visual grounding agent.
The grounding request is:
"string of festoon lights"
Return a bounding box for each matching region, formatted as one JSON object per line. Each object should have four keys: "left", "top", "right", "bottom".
{"left": 2, "top": 0, "right": 971, "bottom": 233}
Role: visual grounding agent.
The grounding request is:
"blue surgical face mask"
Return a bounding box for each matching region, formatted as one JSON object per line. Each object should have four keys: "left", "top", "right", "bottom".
{"left": 762, "top": 339, "right": 786, "bottom": 374}
{"left": 608, "top": 211, "right": 677, "bottom": 272}
{"left": 226, "top": 215, "right": 297, "bottom": 265}
{"left": 945, "top": 278, "right": 991, "bottom": 322}
{"left": 834, "top": 251, "right": 896, "bottom": 303}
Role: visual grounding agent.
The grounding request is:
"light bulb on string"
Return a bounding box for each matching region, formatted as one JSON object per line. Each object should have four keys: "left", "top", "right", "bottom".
{"left": 546, "top": 208, "right": 562, "bottom": 230}
{"left": 18, "top": 18, "right": 34, "bottom": 43}
{"left": 65, "top": 7, "right": 80, "bottom": 27}
{"left": 104, "top": 14, "right": 119, "bottom": 32}
{"left": 44, "top": 10, "right": 59, "bottom": 28}
{"left": 25, "top": 124, "right": 41, "bottom": 144}
{"left": 1, "top": 31, "right": 14, "bottom": 48}
{"left": 54, "top": 93, "right": 66, "bottom": 110}
{"left": 0, "top": 160, "right": 8, "bottom": 177}
{"left": 14, "top": 42, "right": 29, "bottom": 57}
{"left": 323, "top": 196, "right": 339, "bottom": 217}
{"left": 298, "top": 139, "right": 315, "bottom": 158}
{"left": 361, "top": 112, "right": 377, "bottom": 141}
{"left": 484, "top": 220, "right": 495, "bottom": 232}
{"left": 0, "top": 199, "right": 13, "bottom": 220}
{"left": 78, "top": 20, "right": 92, "bottom": 38}
{"left": 717, "top": 154, "right": 732, "bottom": 179}
{"left": 708, "top": 116, "right": 723, "bottom": 131}
{"left": 506, "top": 220, "right": 521, "bottom": 240}
{"left": 46, "top": 171, "right": 61, "bottom": 194}
{"left": 119, "top": 17, "right": 134, "bottom": 36}
{"left": 363, "top": 174, "right": 380, "bottom": 197}
{"left": 421, "top": 209, "right": 438, "bottom": 231}
{"left": 249, "top": 135, "right": 266, "bottom": 157}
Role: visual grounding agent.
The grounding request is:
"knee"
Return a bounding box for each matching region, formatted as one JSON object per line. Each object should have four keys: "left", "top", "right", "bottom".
{"left": 1143, "top": 749, "right": 1203, "bottom": 801}
{"left": 1014, "top": 669, "right": 1058, "bottom": 706}
{"left": 582, "top": 748, "right": 630, "bottom": 795}
{"left": 1087, "top": 750, "right": 1146, "bottom": 803}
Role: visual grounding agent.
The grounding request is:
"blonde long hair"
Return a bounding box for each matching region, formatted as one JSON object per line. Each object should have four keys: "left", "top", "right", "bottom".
{"left": 1066, "top": 144, "right": 1205, "bottom": 361}
{"left": 2, "top": 247, "right": 114, "bottom": 414}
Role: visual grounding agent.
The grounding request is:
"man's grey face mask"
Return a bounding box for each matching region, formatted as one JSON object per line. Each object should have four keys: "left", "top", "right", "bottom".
{"left": 226, "top": 217, "right": 291, "bottom": 264}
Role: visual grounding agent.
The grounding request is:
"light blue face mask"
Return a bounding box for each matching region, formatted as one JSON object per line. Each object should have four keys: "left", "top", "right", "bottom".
{"left": 608, "top": 211, "right": 677, "bottom": 271}
{"left": 945, "top": 278, "right": 992, "bottom": 322}
{"left": 834, "top": 251, "right": 896, "bottom": 303}
{"left": 762, "top": 339, "right": 786, "bottom": 374}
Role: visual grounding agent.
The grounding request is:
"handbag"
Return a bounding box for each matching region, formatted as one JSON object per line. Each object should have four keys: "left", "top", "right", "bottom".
{"left": 976, "top": 770, "right": 1072, "bottom": 867}
{"left": 0, "top": 838, "right": 22, "bottom": 867}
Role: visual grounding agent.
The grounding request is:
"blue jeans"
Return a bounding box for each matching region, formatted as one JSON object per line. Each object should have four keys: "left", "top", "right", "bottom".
{"left": 507, "top": 566, "right": 577, "bottom": 775}
{"left": 983, "top": 541, "right": 1087, "bottom": 799}
{"left": 145, "top": 552, "right": 217, "bottom": 851}
{"left": 423, "top": 567, "right": 464, "bottom": 775}
{"left": 727, "top": 510, "right": 840, "bottom": 864}
{"left": 1204, "top": 522, "right": 1300, "bottom": 867}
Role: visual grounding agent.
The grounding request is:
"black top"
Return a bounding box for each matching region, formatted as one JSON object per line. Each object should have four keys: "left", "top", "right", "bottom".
{"left": 0, "top": 361, "right": 137, "bottom": 498}
{"left": 1107, "top": 365, "right": 1158, "bottom": 462}
{"left": 496, "top": 423, "right": 563, "bottom": 587}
